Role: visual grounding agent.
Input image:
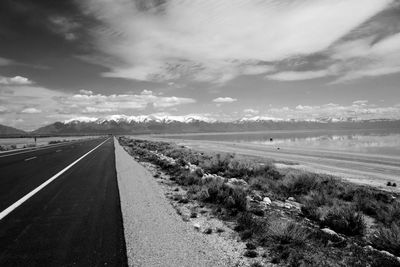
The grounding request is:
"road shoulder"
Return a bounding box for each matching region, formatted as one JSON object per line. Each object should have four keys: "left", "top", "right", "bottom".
{"left": 114, "top": 138, "right": 231, "bottom": 267}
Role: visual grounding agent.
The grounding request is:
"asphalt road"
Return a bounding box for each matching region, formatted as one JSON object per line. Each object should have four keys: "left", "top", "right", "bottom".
{"left": 0, "top": 137, "right": 127, "bottom": 266}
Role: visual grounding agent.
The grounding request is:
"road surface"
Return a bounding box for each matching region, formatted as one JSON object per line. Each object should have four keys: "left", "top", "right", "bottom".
{"left": 0, "top": 137, "right": 127, "bottom": 266}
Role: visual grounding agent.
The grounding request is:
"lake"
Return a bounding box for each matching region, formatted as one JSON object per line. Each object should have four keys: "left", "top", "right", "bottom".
{"left": 152, "top": 129, "right": 400, "bottom": 157}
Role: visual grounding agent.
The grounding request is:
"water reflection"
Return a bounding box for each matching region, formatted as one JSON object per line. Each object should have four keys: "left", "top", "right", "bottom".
{"left": 249, "top": 134, "right": 400, "bottom": 156}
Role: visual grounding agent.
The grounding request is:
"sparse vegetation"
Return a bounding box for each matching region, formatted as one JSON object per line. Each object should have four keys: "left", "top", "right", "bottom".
{"left": 370, "top": 223, "right": 400, "bottom": 255}
{"left": 119, "top": 137, "right": 400, "bottom": 265}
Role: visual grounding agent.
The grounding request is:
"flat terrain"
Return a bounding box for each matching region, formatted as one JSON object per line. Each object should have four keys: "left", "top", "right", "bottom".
{"left": 147, "top": 137, "right": 400, "bottom": 189}
{"left": 0, "top": 138, "right": 127, "bottom": 266}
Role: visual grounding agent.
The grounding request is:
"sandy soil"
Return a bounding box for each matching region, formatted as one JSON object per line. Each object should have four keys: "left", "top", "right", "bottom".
{"left": 144, "top": 137, "right": 400, "bottom": 191}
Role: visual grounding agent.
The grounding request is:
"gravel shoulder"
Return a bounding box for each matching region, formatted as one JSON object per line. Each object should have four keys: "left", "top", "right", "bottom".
{"left": 114, "top": 138, "right": 233, "bottom": 267}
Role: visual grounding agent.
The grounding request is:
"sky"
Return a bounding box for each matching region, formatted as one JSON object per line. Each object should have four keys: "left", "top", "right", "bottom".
{"left": 1, "top": 0, "right": 400, "bottom": 130}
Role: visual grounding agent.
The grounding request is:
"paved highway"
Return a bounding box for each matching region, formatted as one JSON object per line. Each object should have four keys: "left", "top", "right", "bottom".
{"left": 0, "top": 137, "right": 127, "bottom": 266}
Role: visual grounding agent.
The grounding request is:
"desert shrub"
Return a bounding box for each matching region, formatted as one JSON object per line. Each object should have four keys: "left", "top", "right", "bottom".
{"left": 301, "top": 201, "right": 322, "bottom": 222}
{"left": 376, "top": 201, "right": 400, "bottom": 226}
{"left": 176, "top": 172, "right": 202, "bottom": 186}
{"left": 264, "top": 220, "right": 309, "bottom": 246}
{"left": 279, "top": 173, "right": 320, "bottom": 197}
{"left": 199, "top": 179, "right": 248, "bottom": 211}
{"left": 200, "top": 153, "right": 234, "bottom": 174}
{"left": 236, "top": 212, "right": 266, "bottom": 239}
{"left": 370, "top": 223, "right": 400, "bottom": 256}
{"left": 322, "top": 206, "right": 365, "bottom": 236}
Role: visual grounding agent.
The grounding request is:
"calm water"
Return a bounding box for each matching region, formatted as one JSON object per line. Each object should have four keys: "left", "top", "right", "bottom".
{"left": 157, "top": 129, "right": 400, "bottom": 157}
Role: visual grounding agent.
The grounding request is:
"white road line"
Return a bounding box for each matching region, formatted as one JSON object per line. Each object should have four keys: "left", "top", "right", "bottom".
{"left": 24, "top": 156, "right": 37, "bottom": 161}
{"left": 0, "top": 138, "right": 109, "bottom": 221}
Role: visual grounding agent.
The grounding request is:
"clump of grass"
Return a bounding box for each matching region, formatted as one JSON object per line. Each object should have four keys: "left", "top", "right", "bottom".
{"left": 370, "top": 223, "right": 400, "bottom": 256}
{"left": 322, "top": 206, "right": 365, "bottom": 236}
{"left": 235, "top": 212, "right": 266, "bottom": 239}
{"left": 263, "top": 220, "right": 309, "bottom": 246}
{"left": 197, "top": 179, "right": 248, "bottom": 212}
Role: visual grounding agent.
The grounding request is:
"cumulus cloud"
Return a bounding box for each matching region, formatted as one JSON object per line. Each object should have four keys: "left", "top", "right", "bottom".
{"left": 213, "top": 97, "right": 237, "bottom": 103}
{"left": 21, "top": 108, "right": 42, "bottom": 114}
{"left": 57, "top": 90, "right": 196, "bottom": 114}
{"left": 79, "top": 89, "right": 93, "bottom": 95}
{"left": 0, "top": 76, "right": 33, "bottom": 85}
{"left": 79, "top": 0, "right": 390, "bottom": 83}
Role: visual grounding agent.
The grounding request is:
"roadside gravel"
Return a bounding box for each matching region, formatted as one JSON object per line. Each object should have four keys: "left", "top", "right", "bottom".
{"left": 114, "top": 138, "right": 232, "bottom": 267}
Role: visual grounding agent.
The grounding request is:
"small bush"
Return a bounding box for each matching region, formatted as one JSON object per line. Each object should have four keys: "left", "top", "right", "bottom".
{"left": 323, "top": 206, "right": 365, "bottom": 236}
{"left": 264, "top": 221, "right": 309, "bottom": 246}
{"left": 301, "top": 201, "right": 321, "bottom": 222}
{"left": 370, "top": 223, "right": 400, "bottom": 256}
{"left": 236, "top": 212, "right": 266, "bottom": 239}
{"left": 244, "top": 250, "right": 258, "bottom": 258}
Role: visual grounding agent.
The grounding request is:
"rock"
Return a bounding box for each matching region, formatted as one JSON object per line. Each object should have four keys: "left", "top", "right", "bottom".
{"left": 193, "top": 223, "right": 201, "bottom": 230}
{"left": 227, "top": 178, "right": 248, "bottom": 187}
{"left": 253, "top": 193, "right": 263, "bottom": 202}
{"left": 262, "top": 197, "right": 272, "bottom": 205}
{"left": 321, "top": 228, "right": 344, "bottom": 242}
{"left": 322, "top": 228, "right": 338, "bottom": 236}
{"left": 287, "top": 197, "right": 296, "bottom": 201}
{"left": 272, "top": 200, "right": 285, "bottom": 208}
{"left": 201, "top": 174, "right": 224, "bottom": 183}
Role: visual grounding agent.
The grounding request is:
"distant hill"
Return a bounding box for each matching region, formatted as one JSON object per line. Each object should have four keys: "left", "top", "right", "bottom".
{"left": 32, "top": 115, "right": 400, "bottom": 135}
{"left": 0, "top": 124, "right": 27, "bottom": 136}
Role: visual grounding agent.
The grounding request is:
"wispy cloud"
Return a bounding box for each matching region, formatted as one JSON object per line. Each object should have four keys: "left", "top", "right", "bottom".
{"left": 213, "top": 97, "right": 237, "bottom": 103}
{"left": 266, "top": 70, "right": 330, "bottom": 81}
{"left": 80, "top": 0, "right": 390, "bottom": 84}
{"left": 21, "top": 108, "right": 42, "bottom": 114}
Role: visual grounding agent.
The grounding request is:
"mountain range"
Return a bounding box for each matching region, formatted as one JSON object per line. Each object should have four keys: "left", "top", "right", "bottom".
{"left": 32, "top": 115, "right": 400, "bottom": 135}
{"left": 0, "top": 124, "right": 27, "bottom": 136}
{"left": 1, "top": 115, "right": 400, "bottom": 136}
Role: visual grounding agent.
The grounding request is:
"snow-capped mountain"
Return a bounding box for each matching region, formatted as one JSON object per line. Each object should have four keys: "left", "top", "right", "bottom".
{"left": 63, "top": 114, "right": 216, "bottom": 125}
{"left": 32, "top": 113, "right": 400, "bottom": 135}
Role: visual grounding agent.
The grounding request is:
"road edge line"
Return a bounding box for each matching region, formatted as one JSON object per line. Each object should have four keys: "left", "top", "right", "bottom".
{"left": 0, "top": 138, "right": 109, "bottom": 221}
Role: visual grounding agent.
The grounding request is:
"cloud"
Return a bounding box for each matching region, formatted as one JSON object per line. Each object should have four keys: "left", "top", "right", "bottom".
{"left": 0, "top": 76, "right": 33, "bottom": 85}
{"left": 267, "top": 70, "right": 330, "bottom": 81}
{"left": 261, "top": 102, "right": 400, "bottom": 121}
{"left": 21, "top": 108, "right": 42, "bottom": 114}
{"left": 0, "top": 106, "right": 8, "bottom": 114}
{"left": 0, "top": 57, "right": 13, "bottom": 66}
{"left": 243, "top": 108, "right": 259, "bottom": 115}
{"left": 79, "top": 89, "right": 93, "bottom": 95}
{"left": 213, "top": 97, "right": 237, "bottom": 103}
{"left": 57, "top": 90, "right": 196, "bottom": 114}
{"left": 330, "top": 32, "right": 400, "bottom": 83}
{"left": 80, "top": 0, "right": 390, "bottom": 83}
{"left": 48, "top": 16, "right": 80, "bottom": 41}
